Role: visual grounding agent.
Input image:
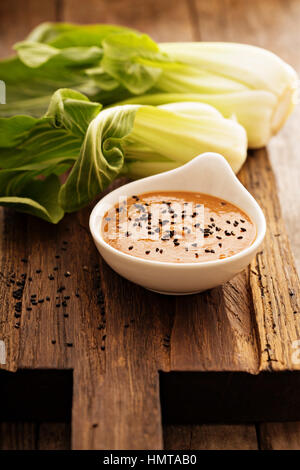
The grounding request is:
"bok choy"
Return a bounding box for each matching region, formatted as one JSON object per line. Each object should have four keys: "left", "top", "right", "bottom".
{"left": 0, "top": 89, "right": 246, "bottom": 221}
{"left": 107, "top": 37, "right": 298, "bottom": 148}
{"left": 1, "top": 23, "right": 297, "bottom": 148}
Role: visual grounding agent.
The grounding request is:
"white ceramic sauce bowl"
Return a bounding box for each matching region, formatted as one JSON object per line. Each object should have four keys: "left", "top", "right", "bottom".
{"left": 89, "top": 153, "right": 266, "bottom": 295}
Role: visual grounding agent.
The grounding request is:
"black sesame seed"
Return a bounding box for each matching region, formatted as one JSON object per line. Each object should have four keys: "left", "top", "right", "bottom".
{"left": 145, "top": 250, "right": 151, "bottom": 255}
{"left": 237, "top": 236, "right": 243, "bottom": 239}
{"left": 240, "top": 219, "right": 245, "bottom": 223}
{"left": 195, "top": 253, "right": 199, "bottom": 258}
{"left": 216, "top": 236, "right": 222, "bottom": 240}
{"left": 205, "top": 249, "right": 210, "bottom": 253}
{"left": 226, "top": 220, "right": 231, "bottom": 224}
{"left": 225, "top": 230, "right": 231, "bottom": 236}
{"left": 211, "top": 249, "right": 215, "bottom": 253}
{"left": 241, "top": 227, "right": 247, "bottom": 232}
{"left": 218, "top": 243, "right": 222, "bottom": 247}
{"left": 128, "top": 246, "right": 133, "bottom": 250}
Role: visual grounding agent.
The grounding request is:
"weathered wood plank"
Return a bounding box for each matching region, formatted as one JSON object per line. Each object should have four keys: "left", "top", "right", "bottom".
{"left": 0, "top": 422, "right": 70, "bottom": 450}
{"left": 0, "top": 422, "right": 36, "bottom": 450}
{"left": 164, "top": 424, "right": 258, "bottom": 450}
{"left": 88, "top": 262, "right": 174, "bottom": 450}
{"left": 38, "top": 422, "right": 70, "bottom": 450}
{"left": 241, "top": 151, "right": 300, "bottom": 371}
{"left": 259, "top": 422, "right": 300, "bottom": 450}
{"left": 171, "top": 271, "right": 259, "bottom": 373}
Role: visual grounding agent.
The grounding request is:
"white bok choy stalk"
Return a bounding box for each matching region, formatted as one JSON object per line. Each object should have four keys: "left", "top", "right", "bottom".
{"left": 159, "top": 42, "right": 298, "bottom": 148}
{"left": 59, "top": 101, "right": 247, "bottom": 212}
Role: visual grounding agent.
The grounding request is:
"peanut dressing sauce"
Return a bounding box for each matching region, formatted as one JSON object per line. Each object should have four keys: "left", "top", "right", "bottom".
{"left": 102, "top": 191, "right": 256, "bottom": 263}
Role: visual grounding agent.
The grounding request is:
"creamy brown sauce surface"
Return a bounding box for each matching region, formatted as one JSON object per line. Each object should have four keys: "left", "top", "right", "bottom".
{"left": 102, "top": 191, "right": 256, "bottom": 263}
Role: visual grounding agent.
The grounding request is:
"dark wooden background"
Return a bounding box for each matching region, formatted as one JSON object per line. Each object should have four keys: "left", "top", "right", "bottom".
{"left": 1, "top": 0, "right": 300, "bottom": 450}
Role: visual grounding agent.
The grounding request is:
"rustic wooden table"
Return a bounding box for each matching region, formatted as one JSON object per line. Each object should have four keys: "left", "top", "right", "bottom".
{"left": 1, "top": 0, "right": 300, "bottom": 450}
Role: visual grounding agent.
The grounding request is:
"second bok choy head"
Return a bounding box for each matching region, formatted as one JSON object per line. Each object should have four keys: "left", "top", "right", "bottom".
{"left": 0, "top": 89, "right": 246, "bottom": 221}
